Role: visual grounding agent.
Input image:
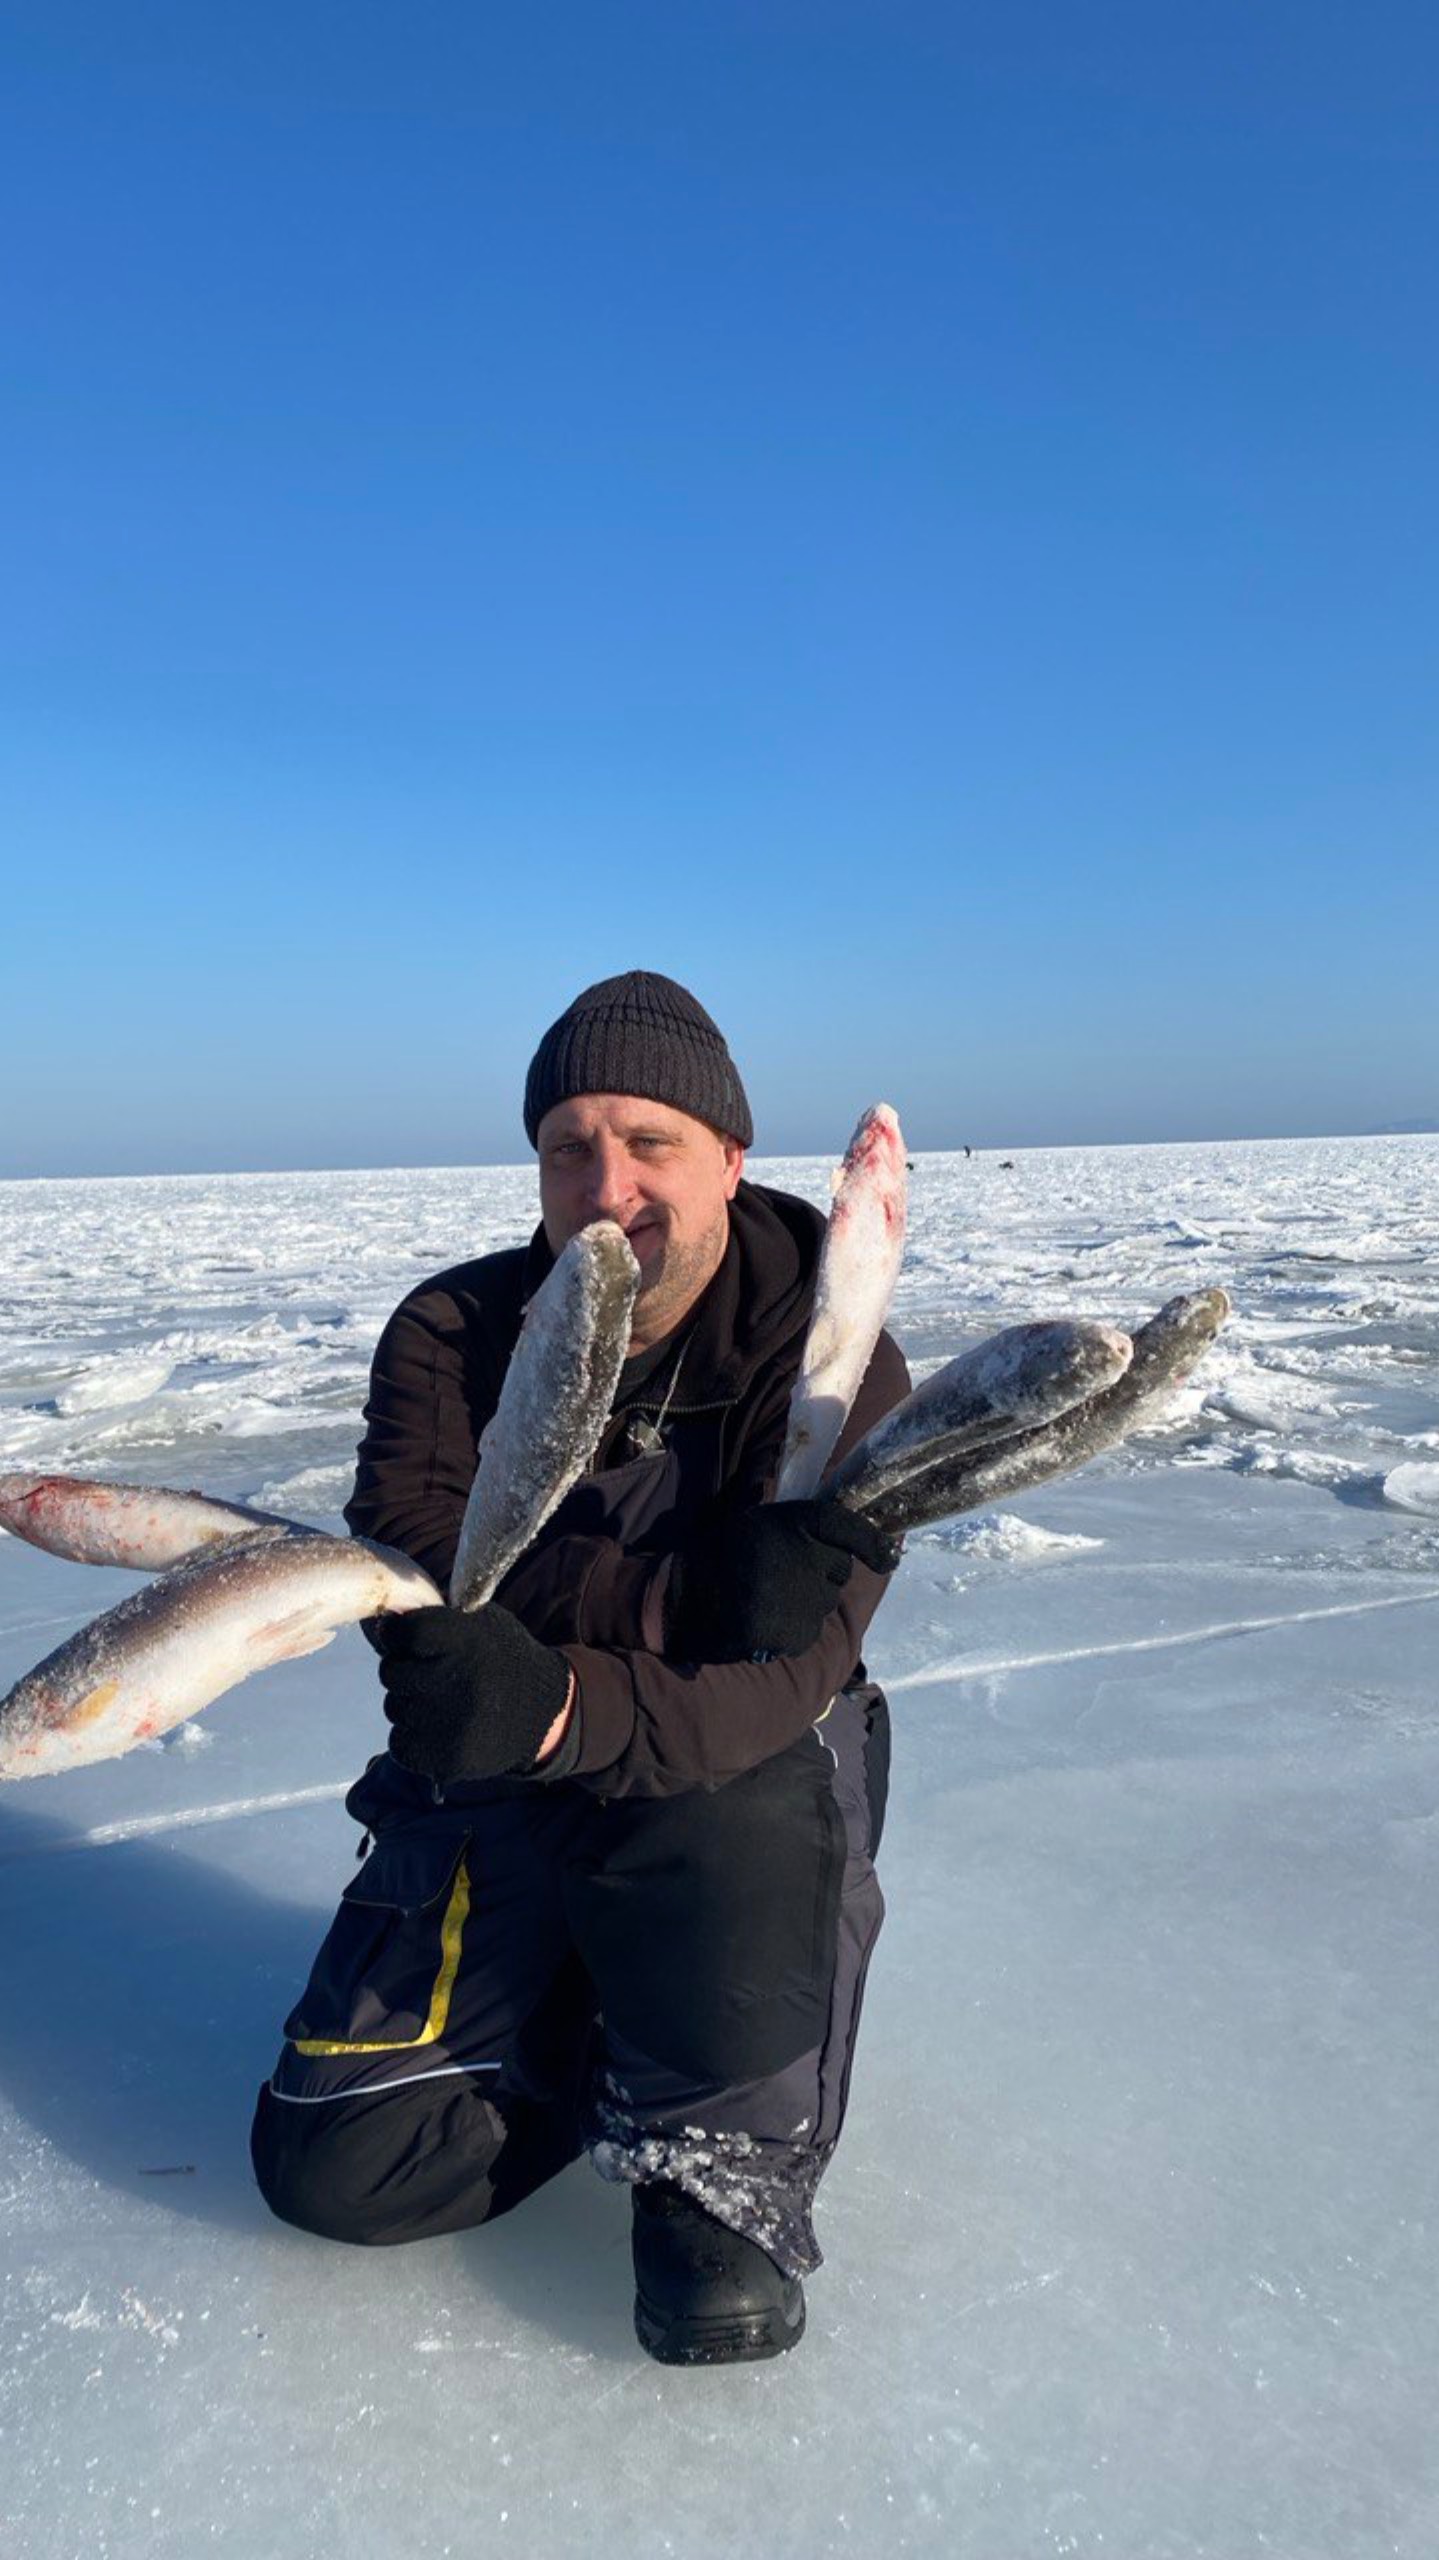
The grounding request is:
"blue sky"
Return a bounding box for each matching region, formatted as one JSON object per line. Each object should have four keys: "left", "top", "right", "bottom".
{"left": 3, "top": 1, "right": 1435, "bottom": 1175}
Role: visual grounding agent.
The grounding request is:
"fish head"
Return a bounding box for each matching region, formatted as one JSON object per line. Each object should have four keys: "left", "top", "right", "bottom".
{"left": 831, "top": 1105, "right": 908, "bottom": 1237}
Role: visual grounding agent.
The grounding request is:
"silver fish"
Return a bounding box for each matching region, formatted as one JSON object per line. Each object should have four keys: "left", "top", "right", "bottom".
{"left": 0, "top": 1471, "right": 305, "bottom": 1572}
{"left": 825, "top": 1320, "right": 1134, "bottom": 1517}
{"left": 0, "top": 1528, "right": 442, "bottom": 1781}
{"left": 449, "top": 1220, "right": 641, "bottom": 1610}
{"left": 853, "top": 1289, "right": 1230, "bottom": 1537}
{"left": 776, "top": 1104, "right": 908, "bottom": 1500}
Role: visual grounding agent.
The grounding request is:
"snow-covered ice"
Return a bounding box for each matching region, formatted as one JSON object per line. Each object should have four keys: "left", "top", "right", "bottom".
{"left": 2, "top": 1135, "right": 1438, "bottom": 2556}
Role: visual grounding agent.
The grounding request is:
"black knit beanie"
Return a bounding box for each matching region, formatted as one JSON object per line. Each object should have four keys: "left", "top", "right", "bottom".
{"left": 523, "top": 971, "right": 754, "bottom": 1148}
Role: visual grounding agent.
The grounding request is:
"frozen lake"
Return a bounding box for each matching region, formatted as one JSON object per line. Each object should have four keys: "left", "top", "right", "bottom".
{"left": 2, "top": 1135, "right": 1438, "bottom": 2557}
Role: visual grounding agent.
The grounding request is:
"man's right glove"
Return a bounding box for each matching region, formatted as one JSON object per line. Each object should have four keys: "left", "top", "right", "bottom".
{"left": 665, "top": 1497, "right": 901, "bottom": 1663}
{"left": 374, "top": 1604, "right": 574, "bottom": 1783}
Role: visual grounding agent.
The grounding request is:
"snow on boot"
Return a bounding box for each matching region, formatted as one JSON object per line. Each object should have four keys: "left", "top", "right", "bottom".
{"left": 631, "top": 2182, "right": 806, "bottom": 2366}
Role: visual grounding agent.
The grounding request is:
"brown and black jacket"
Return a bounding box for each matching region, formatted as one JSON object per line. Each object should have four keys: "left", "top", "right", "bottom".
{"left": 346, "top": 1179, "right": 909, "bottom": 1800}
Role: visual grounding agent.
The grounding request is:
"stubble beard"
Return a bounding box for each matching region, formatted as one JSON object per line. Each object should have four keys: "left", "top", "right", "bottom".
{"left": 628, "top": 1204, "right": 731, "bottom": 1351}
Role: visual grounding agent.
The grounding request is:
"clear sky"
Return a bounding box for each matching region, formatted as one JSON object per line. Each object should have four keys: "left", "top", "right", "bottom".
{"left": 3, "top": 1, "right": 1435, "bottom": 1176}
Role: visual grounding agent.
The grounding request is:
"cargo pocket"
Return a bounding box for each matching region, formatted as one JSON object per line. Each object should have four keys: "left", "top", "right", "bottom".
{"left": 284, "top": 1828, "right": 472, "bottom": 2056}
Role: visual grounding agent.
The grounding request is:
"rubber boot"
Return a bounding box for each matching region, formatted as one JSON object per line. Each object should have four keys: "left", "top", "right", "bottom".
{"left": 631, "top": 2182, "right": 806, "bottom": 2366}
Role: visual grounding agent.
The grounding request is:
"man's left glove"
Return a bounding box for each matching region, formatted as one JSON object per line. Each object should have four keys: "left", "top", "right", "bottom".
{"left": 666, "top": 1496, "right": 902, "bottom": 1662}
{"left": 374, "top": 1605, "right": 574, "bottom": 1784}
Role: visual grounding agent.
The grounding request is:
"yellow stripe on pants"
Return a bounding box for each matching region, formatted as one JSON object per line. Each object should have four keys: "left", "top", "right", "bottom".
{"left": 292, "top": 1856, "right": 472, "bottom": 2056}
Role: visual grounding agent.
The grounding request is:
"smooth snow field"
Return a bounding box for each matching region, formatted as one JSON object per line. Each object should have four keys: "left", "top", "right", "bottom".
{"left": 2, "top": 1136, "right": 1437, "bottom": 2559}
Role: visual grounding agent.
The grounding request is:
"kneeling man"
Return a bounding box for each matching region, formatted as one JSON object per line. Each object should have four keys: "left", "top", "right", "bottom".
{"left": 252, "top": 970, "right": 906, "bottom": 2365}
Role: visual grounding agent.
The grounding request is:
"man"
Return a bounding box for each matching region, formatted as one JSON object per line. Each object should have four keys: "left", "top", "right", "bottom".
{"left": 251, "top": 971, "right": 908, "bottom": 2365}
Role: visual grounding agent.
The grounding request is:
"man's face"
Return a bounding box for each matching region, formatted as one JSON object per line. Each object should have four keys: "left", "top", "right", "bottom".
{"left": 537, "top": 1093, "right": 745, "bottom": 1351}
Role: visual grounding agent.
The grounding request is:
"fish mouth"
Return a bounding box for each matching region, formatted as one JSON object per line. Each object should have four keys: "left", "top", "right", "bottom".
{"left": 574, "top": 1212, "right": 666, "bottom": 1281}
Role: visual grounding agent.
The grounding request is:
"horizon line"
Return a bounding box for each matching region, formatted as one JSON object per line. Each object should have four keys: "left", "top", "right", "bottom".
{"left": 3, "top": 1123, "right": 1436, "bottom": 1185}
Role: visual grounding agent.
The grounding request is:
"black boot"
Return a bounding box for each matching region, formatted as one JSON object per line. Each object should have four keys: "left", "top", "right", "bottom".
{"left": 631, "top": 2182, "right": 806, "bottom": 2366}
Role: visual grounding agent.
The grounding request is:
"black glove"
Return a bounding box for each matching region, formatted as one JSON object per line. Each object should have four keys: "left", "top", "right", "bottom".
{"left": 665, "top": 1497, "right": 901, "bottom": 1663}
{"left": 374, "top": 1605, "right": 573, "bottom": 1783}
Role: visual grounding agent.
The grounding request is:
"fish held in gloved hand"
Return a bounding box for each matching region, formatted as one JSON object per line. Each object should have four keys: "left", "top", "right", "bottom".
{"left": 775, "top": 1104, "right": 908, "bottom": 1502}
{"left": 450, "top": 1220, "right": 641, "bottom": 1610}
{"left": 0, "top": 1528, "right": 441, "bottom": 1780}
{"left": 852, "top": 1289, "right": 1230, "bottom": 1537}
{"left": 0, "top": 1225, "right": 638, "bottom": 1775}
{"left": 824, "top": 1319, "right": 1134, "bottom": 1518}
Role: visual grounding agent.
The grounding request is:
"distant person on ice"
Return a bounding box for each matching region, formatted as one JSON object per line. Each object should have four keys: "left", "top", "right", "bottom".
{"left": 251, "top": 971, "right": 907, "bottom": 2365}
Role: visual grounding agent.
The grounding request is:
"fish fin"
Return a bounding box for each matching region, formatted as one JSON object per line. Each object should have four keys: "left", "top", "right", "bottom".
{"left": 281, "top": 1629, "right": 338, "bottom": 1662}
{"left": 251, "top": 1612, "right": 338, "bottom": 1661}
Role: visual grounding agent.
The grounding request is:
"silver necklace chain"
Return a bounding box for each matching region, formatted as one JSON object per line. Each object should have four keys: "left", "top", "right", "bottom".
{"left": 623, "top": 1335, "right": 690, "bottom": 1459}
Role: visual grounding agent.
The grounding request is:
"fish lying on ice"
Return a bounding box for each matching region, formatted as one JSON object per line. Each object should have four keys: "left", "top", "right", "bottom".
{"left": 775, "top": 1104, "right": 908, "bottom": 1500}
{"left": 0, "top": 1529, "right": 441, "bottom": 1780}
{"left": 0, "top": 1472, "right": 304, "bottom": 1571}
{"left": 845, "top": 1289, "right": 1230, "bottom": 1536}
{"left": 824, "top": 1319, "right": 1134, "bottom": 1518}
{"left": 450, "top": 1219, "right": 641, "bottom": 1609}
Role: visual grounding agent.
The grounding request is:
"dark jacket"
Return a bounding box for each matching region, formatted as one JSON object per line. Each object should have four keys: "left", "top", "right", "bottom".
{"left": 345, "top": 1180, "right": 909, "bottom": 1799}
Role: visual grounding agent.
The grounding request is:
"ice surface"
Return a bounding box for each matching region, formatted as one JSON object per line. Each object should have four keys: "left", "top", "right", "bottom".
{"left": 923, "top": 1511, "right": 1105, "bottom": 1566}
{"left": 2, "top": 1137, "right": 1438, "bottom": 2556}
{"left": 1383, "top": 1460, "right": 1439, "bottom": 1517}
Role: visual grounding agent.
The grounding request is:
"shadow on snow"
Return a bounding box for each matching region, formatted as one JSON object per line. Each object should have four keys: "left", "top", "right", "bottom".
{"left": 0, "top": 1795, "right": 633, "bottom": 2360}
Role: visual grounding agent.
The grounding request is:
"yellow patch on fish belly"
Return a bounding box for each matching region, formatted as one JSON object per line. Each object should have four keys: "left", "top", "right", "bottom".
{"left": 71, "top": 1679, "right": 121, "bottom": 1728}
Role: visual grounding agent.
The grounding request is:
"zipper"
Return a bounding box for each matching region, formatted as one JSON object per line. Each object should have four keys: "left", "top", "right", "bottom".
{"left": 623, "top": 1394, "right": 733, "bottom": 1419}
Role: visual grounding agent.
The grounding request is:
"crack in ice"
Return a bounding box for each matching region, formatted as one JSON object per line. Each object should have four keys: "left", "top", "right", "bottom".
{"left": 887, "top": 1583, "right": 1439, "bottom": 1693}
